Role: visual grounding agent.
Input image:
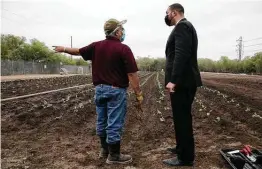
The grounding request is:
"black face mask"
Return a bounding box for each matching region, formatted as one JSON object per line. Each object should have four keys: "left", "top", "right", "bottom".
{"left": 165, "top": 15, "right": 172, "bottom": 26}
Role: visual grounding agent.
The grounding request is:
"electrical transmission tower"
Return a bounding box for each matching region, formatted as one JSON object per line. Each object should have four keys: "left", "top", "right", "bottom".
{"left": 236, "top": 36, "right": 243, "bottom": 61}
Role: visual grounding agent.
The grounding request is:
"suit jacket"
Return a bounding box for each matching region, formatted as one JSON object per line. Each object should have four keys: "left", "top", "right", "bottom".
{"left": 165, "top": 18, "right": 202, "bottom": 88}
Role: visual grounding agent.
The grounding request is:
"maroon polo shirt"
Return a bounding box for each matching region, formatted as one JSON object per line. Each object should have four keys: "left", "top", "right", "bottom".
{"left": 79, "top": 36, "right": 138, "bottom": 88}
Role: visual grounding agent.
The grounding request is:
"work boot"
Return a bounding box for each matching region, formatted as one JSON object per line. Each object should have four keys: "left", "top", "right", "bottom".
{"left": 106, "top": 141, "right": 132, "bottom": 164}
{"left": 99, "top": 137, "right": 109, "bottom": 159}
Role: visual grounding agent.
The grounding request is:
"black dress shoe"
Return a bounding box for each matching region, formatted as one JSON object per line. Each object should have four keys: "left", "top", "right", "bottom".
{"left": 163, "top": 157, "right": 193, "bottom": 166}
{"left": 167, "top": 147, "right": 177, "bottom": 154}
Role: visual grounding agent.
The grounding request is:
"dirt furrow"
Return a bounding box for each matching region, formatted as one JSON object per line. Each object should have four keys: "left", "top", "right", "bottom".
{"left": 1, "top": 75, "right": 93, "bottom": 99}
{"left": 1, "top": 73, "right": 153, "bottom": 169}
{"left": 202, "top": 79, "right": 262, "bottom": 111}
{"left": 2, "top": 72, "right": 261, "bottom": 169}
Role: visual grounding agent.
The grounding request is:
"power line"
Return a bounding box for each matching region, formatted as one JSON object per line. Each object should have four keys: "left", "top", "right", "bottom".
{"left": 253, "top": 49, "right": 262, "bottom": 52}
{"left": 1, "top": 16, "right": 36, "bottom": 34}
{"left": 245, "top": 49, "right": 262, "bottom": 52}
{"left": 2, "top": 8, "right": 45, "bottom": 25}
{"left": 243, "top": 37, "right": 262, "bottom": 42}
{"left": 1, "top": 16, "right": 26, "bottom": 26}
{"left": 244, "top": 43, "right": 262, "bottom": 47}
{"left": 2, "top": 8, "right": 29, "bottom": 20}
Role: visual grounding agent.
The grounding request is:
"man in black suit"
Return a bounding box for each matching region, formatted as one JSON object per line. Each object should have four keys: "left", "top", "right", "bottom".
{"left": 163, "top": 3, "right": 202, "bottom": 167}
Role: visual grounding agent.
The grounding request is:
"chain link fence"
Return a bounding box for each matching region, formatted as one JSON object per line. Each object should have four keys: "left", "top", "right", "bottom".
{"left": 1, "top": 60, "right": 91, "bottom": 76}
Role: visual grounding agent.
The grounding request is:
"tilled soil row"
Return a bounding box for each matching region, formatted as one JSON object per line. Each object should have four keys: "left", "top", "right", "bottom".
{"left": 1, "top": 75, "right": 92, "bottom": 99}
{"left": 1, "top": 73, "right": 150, "bottom": 100}
{"left": 86, "top": 72, "right": 176, "bottom": 169}
{"left": 2, "top": 72, "right": 261, "bottom": 169}
{"left": 1, "top": 86, "right": 97, "bottom": 169}
{"left": 1, "top": 73, "right": 154, "bottom": 169}
{"left": 202, "top": 79, "right": 262, "bottom": 111}
{"left": 201, "top": 73, "right": 262, "bottom": 111}
{"left": 201, "top": 72, "right": 262, "bottom": 88}
{"left": 122, "top": 73, "right": 262, "bottom": 169}
{"left": 192, "top": 87, "right": 262, "bottom": 169}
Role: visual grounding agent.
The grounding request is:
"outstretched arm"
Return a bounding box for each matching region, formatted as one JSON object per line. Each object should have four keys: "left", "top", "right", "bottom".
{"left": 53, "top": 46, "right": 80, "bottom": 55}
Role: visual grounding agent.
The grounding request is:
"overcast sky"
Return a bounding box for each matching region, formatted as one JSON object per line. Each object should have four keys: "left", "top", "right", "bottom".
{"left": 2, "top": 0, "right": 262, "bottom": 60}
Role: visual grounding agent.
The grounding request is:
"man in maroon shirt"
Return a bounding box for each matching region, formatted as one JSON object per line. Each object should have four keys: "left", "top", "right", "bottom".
{"left": 53, "top": 19, "right": 143, "bottom": 164}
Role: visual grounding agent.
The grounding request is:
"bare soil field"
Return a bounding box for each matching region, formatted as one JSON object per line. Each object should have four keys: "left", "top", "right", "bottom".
{"left": 1, "top": 75, "right": 92, "bottom": 99}
{"left": 1, "top": 72, "right": 262, "bottom": 169}
{"left": 1, "top": 74, "right": 84, "bottom": 81}
{"left": 201, "top": 72, "right": 262, "bottom": 111}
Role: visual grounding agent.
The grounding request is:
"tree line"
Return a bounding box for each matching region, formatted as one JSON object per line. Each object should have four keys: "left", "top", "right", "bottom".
{"left": 1, "top": 34, "right": 261, "bottom": 74}
{"left": 136, "top": 53, "right": 262, "bottom": 74}
{"left": 198, "top": 54, "right": 262, "bottom": 74}
{"left": 1, "top": 34, "right": 88, "bottom": 66}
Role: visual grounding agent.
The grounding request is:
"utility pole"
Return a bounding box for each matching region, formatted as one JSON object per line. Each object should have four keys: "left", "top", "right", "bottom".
{"left": 70, "top": 36, "right": 73, "bottom": 60}
{"left": 236, "top": 36, "right": 243, "bottom": 61}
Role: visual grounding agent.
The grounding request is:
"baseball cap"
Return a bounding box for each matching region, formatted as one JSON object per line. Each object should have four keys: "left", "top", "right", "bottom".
{"left": 104, "top": 19, "right": 127, "bottom": 35}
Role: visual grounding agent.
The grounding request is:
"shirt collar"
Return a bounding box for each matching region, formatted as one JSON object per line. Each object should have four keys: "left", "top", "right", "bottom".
{"left": 106, "top": 36, "right": 120, "bottom": 41}
{"left": 176, "top": 17, "right": 185, "bottom": 25}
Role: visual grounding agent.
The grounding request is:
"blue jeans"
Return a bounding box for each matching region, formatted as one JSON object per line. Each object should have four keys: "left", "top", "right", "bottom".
{"left": 95, "top": 84, "right": 127, "bottom": 144}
